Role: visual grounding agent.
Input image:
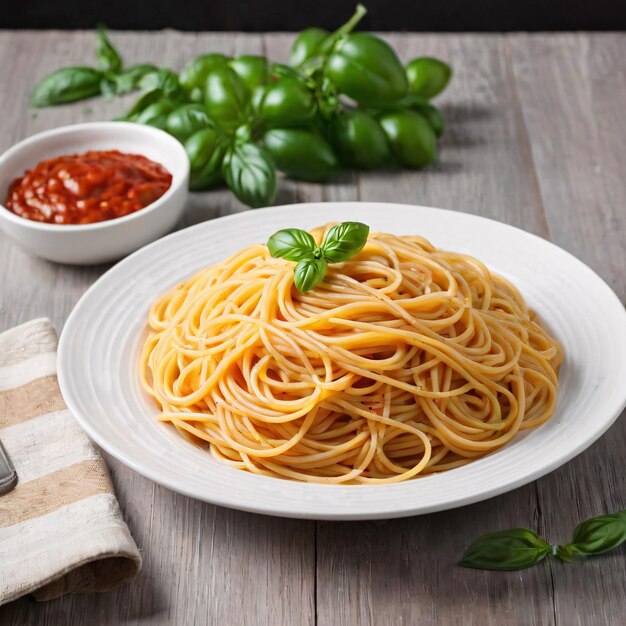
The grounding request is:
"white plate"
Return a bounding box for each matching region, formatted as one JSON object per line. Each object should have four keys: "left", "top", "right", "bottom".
{"left": 58, "top": 203, "right": 626, "bottom": 520}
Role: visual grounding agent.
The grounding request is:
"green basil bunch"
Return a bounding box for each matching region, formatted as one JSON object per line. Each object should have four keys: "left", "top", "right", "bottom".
{"left": 267, "top": 221, "right": 369, "bottom": 292}
{"left": 460, "top": 510, "right": 626, "bottom": 571}
{"left": 30, "top": 5, "right": 453, "bottom": 208}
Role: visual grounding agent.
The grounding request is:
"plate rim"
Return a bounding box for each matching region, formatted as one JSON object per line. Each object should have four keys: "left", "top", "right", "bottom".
{"left": 58, "top": 202, "right": 626, "bottom": 520}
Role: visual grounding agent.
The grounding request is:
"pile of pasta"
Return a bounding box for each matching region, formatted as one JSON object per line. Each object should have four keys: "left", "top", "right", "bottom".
{"left": 140, "top": 226, "right": 562, "bottom": 484}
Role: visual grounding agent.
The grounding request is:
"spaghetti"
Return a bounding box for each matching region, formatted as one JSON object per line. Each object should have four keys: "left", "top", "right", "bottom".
{"left": 140, "top": 225, "right": 562, "bottom": 484}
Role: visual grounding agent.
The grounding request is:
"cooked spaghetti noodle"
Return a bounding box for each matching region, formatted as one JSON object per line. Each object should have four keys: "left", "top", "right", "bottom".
{"left": 140, "top": 225, "right": 562, "bottom": 484}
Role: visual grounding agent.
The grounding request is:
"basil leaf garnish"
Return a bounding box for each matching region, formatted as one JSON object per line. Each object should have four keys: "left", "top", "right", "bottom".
{"left": 267, "top": 229, "right": 317, "bottom": 262}
{"left": 460, "top": 528, "right": 551, "bottom": 571}
{"left": 294, "top": 258, "right": 327, "bottom": 293}
{"left": 96, "top": 27, "right": 123, "bottom": 73}
{"left": 321, "top": 221, "right": 369, "bottom": 262}
{"left": 266, "top": 221, "right": 370, "bottom": 293}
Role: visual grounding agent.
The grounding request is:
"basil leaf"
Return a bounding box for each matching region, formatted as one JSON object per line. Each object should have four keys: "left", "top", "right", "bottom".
{"left": 558, "top": 511, "right": 626, "bottom": 559}
{"left": 267, "top": 229, "right": 317, "bottom": 262}
{"left": 321, "top": 221, "right": 369, "bottom": 262}
{"left": 112, "top": 64, "right": 159, "bottom": 95}
{"left": 185, "top": 128, "right": 227, "bottom": 191}
{"left": 165, "top": 104, "right": 212, "bottom": 142}
{"left": 133, "top": 100, "right": 177, "bottom": 130}
{"left": 100, "top": 76, "right": 118, "bottom": 98}
{"left": 223, "top": 143, "right": 277, "bottom": 209}
{"left": 460, "top": 528, "right": 551, "bottom": 571}
{"left": 115, "top": 88, "right": 164, "bottom": 121}
{"left": 294, "top": 258, "right": 327, "bottom": 293}
{"left": 96, "top": 27, "right": 123, "bottom": 73}
{"left": 30, "top": 66, "right": 104, "bottom": 107}
{"left": 139, "top": 69, "right": 183, "bottom": 99}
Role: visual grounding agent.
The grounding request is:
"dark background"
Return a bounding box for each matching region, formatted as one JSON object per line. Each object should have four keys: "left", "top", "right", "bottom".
{"left": 2, "top": 0, "right": 624, "bottom": 30}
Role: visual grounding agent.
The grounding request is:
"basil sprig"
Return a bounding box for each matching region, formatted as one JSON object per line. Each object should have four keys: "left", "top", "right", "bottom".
{"left": 31, "top": 28, "right": 159, "bottom": 107}
{"left": 460, "top": 509, "right": 626, "bottom": 571}
{"left": 267, "top": 221, "right": 369, "bottom": 293}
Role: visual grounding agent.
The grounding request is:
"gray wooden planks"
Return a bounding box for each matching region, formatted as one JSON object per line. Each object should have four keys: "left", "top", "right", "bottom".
{"left": 509, "top": 32, "right": 626, "bottom": 626}
{"left": 0, "top": 30, "right": 624, "bottom": 626}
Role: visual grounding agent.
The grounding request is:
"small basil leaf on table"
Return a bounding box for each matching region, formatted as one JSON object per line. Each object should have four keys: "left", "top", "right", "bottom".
{"left": 557, "top": 511, "right": 626, "bottom": 561}
{"left": 267, "top": 229, "right": 317, "bottom": 261}
{"left": 222, "top": 142, "right": 277, "bottom": 208}
{"left": 30, "top": 67, "right": 104, "bottom": 107}
{"left": 460, "top": 528, "right": 551, "bottom": 571}
{"left": 322, "top": 222, "right": 369, "bottom": 262}
{"left": 294, "top": 258, "right": 327, "bottom": 293}
{"left": 95, "top": 27, "right": 123, "bottom": 73}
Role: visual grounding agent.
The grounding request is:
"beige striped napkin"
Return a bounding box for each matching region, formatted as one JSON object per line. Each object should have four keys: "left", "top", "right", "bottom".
{"left": 0, "top": 319, "right": 141, "bottom": 606}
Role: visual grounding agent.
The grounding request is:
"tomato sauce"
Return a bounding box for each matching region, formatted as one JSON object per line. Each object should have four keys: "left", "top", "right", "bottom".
{"left": 5, "top": 150, "right": 172, "bottom": 225}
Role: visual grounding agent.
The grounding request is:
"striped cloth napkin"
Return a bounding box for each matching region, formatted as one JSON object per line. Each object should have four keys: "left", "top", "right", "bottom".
{"left": 0, "top": 319, "right": 141, "bottom": 606}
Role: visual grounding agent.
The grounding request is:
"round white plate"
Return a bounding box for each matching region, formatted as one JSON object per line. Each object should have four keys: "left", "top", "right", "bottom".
{"left": 58, "top": 203, "right": 626, "bottom": 520}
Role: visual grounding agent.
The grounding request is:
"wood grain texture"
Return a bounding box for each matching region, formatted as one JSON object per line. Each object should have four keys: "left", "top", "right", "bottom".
{"left": 0, "top": 30, "right": 624, "bottom": 626}
{"left": 509, "top": 32, "right": 626, "bottom": 626}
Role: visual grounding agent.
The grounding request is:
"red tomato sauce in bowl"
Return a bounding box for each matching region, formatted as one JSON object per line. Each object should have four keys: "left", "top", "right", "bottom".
{"left": 5, "top": 150, "right": 172, "bottom": 225}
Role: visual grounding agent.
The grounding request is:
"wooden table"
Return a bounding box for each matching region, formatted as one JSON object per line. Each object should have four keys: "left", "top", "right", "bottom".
{"left": 0, "top": 30, "right": 624, "bottom": 625}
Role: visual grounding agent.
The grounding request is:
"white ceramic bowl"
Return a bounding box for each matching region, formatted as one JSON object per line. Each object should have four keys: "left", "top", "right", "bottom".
{"left": 0, "top": 122, "right": 189, "bottom": 264}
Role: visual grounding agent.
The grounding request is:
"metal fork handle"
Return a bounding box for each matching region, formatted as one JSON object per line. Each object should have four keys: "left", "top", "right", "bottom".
{"left": 0, "top": 439, "right": 17, "bottom": 495}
